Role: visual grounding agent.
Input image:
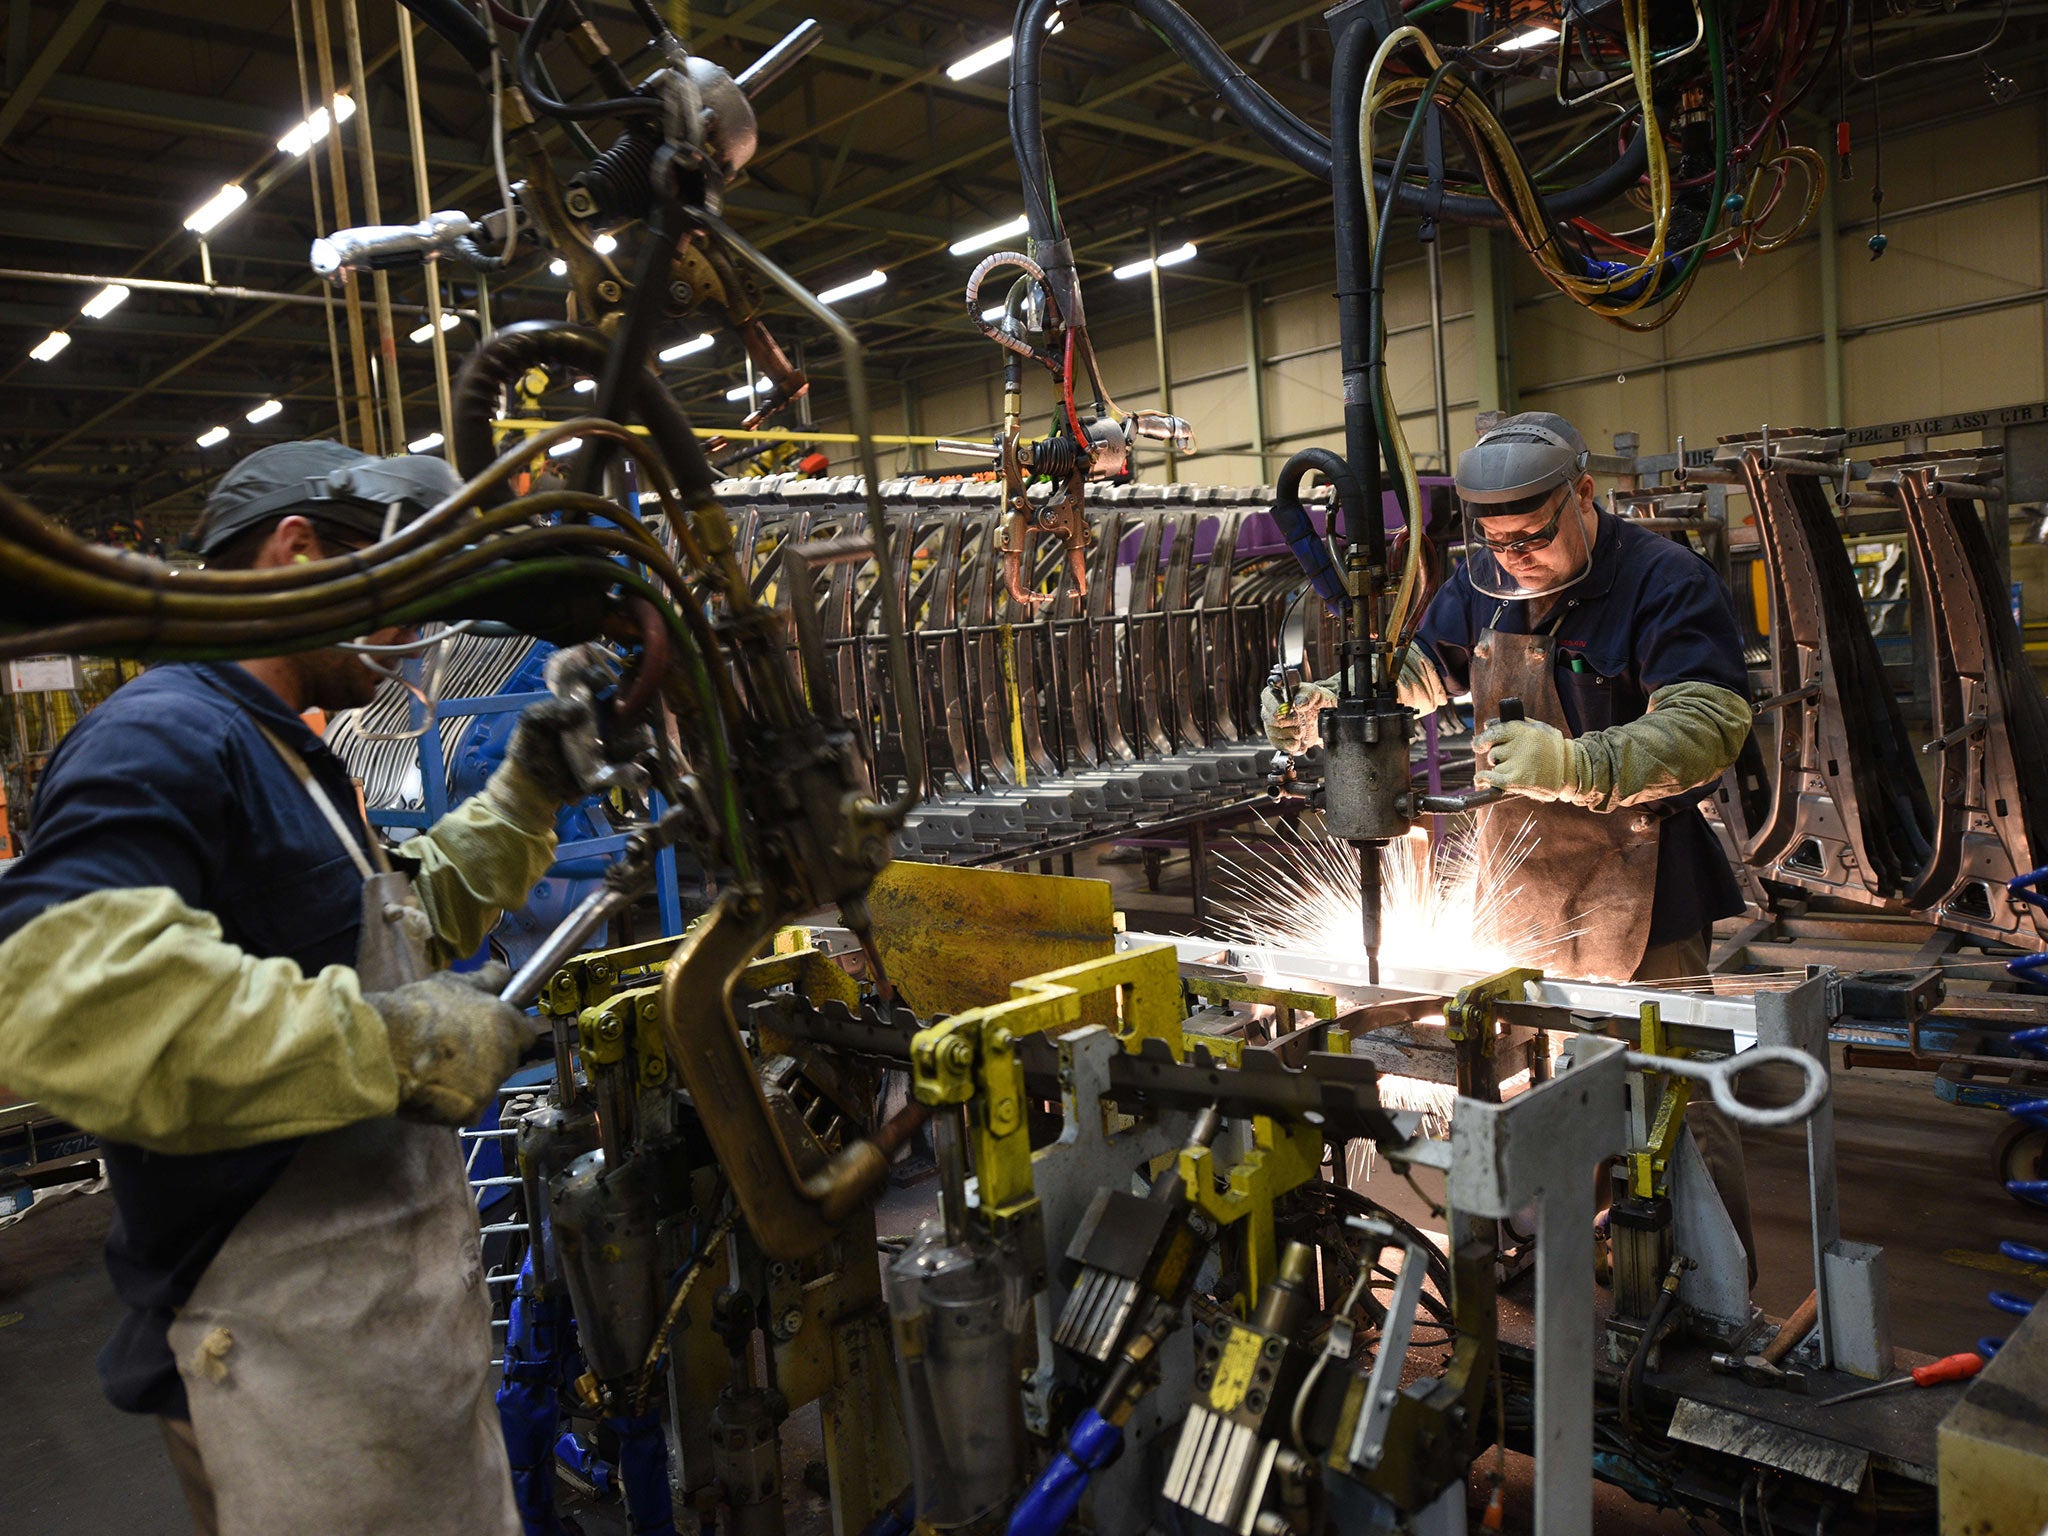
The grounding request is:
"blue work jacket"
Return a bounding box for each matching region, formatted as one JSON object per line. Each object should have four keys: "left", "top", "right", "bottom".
{"left": 1415, "top": 511, "right": 1750, "bottom": 946}
{"left": 0, "top": 662, "right": 376, "bottom": 1418}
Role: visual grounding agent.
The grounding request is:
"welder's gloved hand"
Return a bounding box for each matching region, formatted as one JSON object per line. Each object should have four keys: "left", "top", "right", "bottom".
{"left": 1395, "top": 646, "right": 1450, "bottom": 713}
{"left": 1474, "top": 717, "right": 1573, "bottom": 801}
{"left": 505, "top": 654, "right": 609, "bottom": 807}
{"left": 1567, "top": 681, "right": 1752, "bottom": 813}
{"left": 367, "top": 961, "right": 537, "bottom": 1127}
{"left": 1261, "top": 678, "right": 1338, "bottom": 754}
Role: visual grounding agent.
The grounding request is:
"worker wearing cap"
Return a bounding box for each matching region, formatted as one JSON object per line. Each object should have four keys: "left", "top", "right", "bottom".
{"left": 1266, "top": 412, "right": 1757, "bottom": 1267}
{"left": 0, "top": 441, "right": 596, "bottom": 1534}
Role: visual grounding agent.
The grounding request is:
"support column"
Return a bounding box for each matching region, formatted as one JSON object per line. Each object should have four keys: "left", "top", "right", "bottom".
{"left": 288, "top": 0, "right": 350, "bottom": 446}
{"left": 1820, "top": 168, "right": 1843, "bottom": 428}
{"left": 307, "top": 0, "right": 378, "bottom": 451}
{"left": 1426, "top": 239, "right": 1450, "bottom": 468}
{"left": 1242, "top": 283, "right": 1267, "bottom": 476}
{"left": 1148, "top": 227, "right": 1176, "bottom": 484}
{"left": 341, "top": 0, "right": 404, "bottom": 453}
{"left": 396, "top": 6, "right": 453, "bottom": 446}
{"left": 901, "top": 376, "right": 924, "bottom": 475}
{"left": 1468, "top": 229, "right": 1514, "bottom": 418}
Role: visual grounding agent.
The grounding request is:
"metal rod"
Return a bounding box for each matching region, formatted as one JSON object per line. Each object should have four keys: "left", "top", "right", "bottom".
{"left": 1149, "top": 225, "right": 1175, "bottom": 485}
{"left": 934, "top": 1103, "right": 969, "bottom": 1247}
{"left": 501, "top": 885, "right": 631, "bottom": 1010}
{"left": 395, "top": 6, "right": 455, "bottom": 444}
{"left": 288, "top": 0, "right": 351, "bottom": 446}
{"left": 341, "top": 0, "right": 404, "bottom": 451}
{"left": 734, "top": 17, "right": 822, "bottom": 97}
{"left": 308, "top": 0, "right": 379, "bottom": 450}
{"left": 0, "top": 265, "right": 470, "bottom": 316}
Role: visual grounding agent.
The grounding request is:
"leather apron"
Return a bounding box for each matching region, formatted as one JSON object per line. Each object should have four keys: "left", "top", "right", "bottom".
{"left": 1470, "top": 627, "right": 1662, "bottom": 982}
{"left": 165, "top": 726, "right": 520, "bottom": 1536}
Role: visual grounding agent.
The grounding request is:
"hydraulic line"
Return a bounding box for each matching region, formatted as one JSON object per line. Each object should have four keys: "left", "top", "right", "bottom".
{"left": 1010, "top": 0, "right": 1653, "bottom": 235}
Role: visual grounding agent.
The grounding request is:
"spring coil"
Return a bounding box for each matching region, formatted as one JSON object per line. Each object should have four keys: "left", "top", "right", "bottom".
{"left": 569, "top": 123, "right": 662, "bottom": 224}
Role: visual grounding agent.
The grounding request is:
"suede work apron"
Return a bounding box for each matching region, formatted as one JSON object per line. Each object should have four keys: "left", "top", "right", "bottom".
{"left": 164, "top": 726, "right": 520, "bottom": 1536}
{"left": 1470, "top": 627, "right": 1661, "bottom": 982}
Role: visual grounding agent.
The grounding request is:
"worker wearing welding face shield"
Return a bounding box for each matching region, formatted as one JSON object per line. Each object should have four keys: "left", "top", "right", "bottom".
{"left": 1418, "top": 412, "right": 1754, "bottom": 985}
{"left": 1268, "top": 412, "right": 1754, "bottom": 983}
{"left": 1265, "top": 413, "right": 1757, "bottom": 1269}
{"left": 0, "top": 440, "right": 607, "bottom": 1535}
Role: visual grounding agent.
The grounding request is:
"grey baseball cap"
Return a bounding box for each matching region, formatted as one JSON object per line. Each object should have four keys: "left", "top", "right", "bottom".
{"left": 191, "top": 439, "right": 461, "bottom": 555}
{"left": 1453, "top": 411, "right": 1590, "bottom": 510}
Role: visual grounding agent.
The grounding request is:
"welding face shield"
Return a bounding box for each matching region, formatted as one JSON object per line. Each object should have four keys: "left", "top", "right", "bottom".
{"left": 1455, "top": 414, "right": 1597, "bottom": 601}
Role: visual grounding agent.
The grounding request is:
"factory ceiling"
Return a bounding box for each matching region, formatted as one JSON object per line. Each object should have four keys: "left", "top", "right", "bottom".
{"left": 0, "top": 0, "right": 2032, "bottom": 533}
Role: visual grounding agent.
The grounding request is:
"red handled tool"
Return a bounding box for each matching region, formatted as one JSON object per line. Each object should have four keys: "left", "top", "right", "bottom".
{"left": 1820, "top": 1351, "right": 1984, "bottom": 1407}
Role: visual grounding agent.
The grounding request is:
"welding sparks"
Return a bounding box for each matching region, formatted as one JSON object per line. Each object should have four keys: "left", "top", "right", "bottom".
{"left": 1216, "top": 818, "right": 1581, "bottom": 980}
{"left": 1217, "top": 820, "right": 1581, "bottom": 1191}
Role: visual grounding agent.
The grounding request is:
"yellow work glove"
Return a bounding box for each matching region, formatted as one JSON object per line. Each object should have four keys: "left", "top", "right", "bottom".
{"left": 364, "top": 961, "right": 537, "bottom": 1126}
{"left": 1475, "top": 682, "right": 1752, "bottom": 811}
{"left": 404, "top": 758, "right": 560, "bottom": 966}
{"left": 1567, "top": 681, "right": 1752, "bottom": 812}
{"left": 1260, "top": 678, "right": 1338, "bottom": 754}
{"left": 1474, "top": 717, "right": 1574, "bottom": 801}
{"left": 0, "top": 887, "right": 400, "bottom": 1155}
{"left": 1396, "top": 646, "right": 1450, "bottom": 712}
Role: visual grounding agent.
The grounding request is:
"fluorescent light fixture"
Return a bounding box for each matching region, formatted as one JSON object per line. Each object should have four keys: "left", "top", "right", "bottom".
{"left": 81, "top": 283, "right": 130, "bottom": 319}
{"left": 408, "top": 312, "right": 461, "bottom": 343}
{"left": 572, "top": 378, "right": 596, "bottom": 394}
{"left": 1498, "top": 23, "right": 1560, "bottom": 51}
{"left": 593, "top": 234, "right": 618, "bottom": 255}
{"left": 183, "top": 183, "right": 248, "bottom": 235}
{"left": 948, "top": 214, "right": 1028, "bottom": 257}
{"left": 658, "top": 332, "right": 715, "bottom": 362}
{"left": 196, "top": 425, "right": 230, "bottom": 448}
{"left": 277, "top": 92, "right": 356, "bottom": 156}
{"left": 817, "top": 268, "right": 887, "bottom": 306}
{"left": 408, "top": 431, "right": 444, "bottom": 453}
{"left": 245, "top": 399, "right": 283, "bottom": 424}
{"left": 981, "top": 304, "right": 1007, "bottom": 322}
{"left": 548, "top": 258, "right": 568, "bottom": 277}
{"left": 725, "top": 378, "right": 772, "bottom": 401}
{"left": 945, "top": 14, "right": 1062, "bottom": 80}
{"left": 28, "top": 330, "right": 71, "bottom": 362}
{"left": 946, "top": 37, "right": 1012, "bottom": 80}
{"left": 548, "top": 436, "right": 583, "bottom": 458}
{"left": 1112, "top": 241, "right": 1197, "bottom": 280}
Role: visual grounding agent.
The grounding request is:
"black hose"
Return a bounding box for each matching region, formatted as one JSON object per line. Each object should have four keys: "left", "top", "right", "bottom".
{"left": 1115, "top": 0, "right": 1331, "bottom": 177}
{"left": 1622, "top": 1280, "right": 1679, "bottom": 1429}
{"left": 396, "top": 0, "right": 495, "bottom": 74}
{"left": 1367, "top": 63, "right": 1456, "bottom": 532}
{"left": 450, "top": 319, "right": 719, "bottom": 506}
{"left": 516, "top": 0, "right": 663, "bottom": 122}
{"left": 1009, "top": 0, "right": 1650, "bottom": 229}
{"left": 1330, "top": 8, "right": 1383, "bottom": 582}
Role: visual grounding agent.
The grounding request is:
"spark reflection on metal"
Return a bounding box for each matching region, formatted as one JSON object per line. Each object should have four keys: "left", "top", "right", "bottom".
{"left": 1217, "top": 820, "right": 1582, "bottom": 980}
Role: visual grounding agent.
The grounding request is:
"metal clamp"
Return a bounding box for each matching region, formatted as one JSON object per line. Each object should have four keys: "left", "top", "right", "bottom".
{"left": 1626, "top": 1045, "right": 1828, "bottom": 1130}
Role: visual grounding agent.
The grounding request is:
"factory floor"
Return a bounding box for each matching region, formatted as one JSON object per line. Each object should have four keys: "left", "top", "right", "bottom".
{"left": 2, "top": 845, "right": 2039, "bottom": 1534}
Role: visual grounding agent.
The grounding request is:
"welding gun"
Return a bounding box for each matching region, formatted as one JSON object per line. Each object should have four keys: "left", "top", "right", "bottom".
{"left": 1408, "top": 698, "right": 1522, "bottom": 814}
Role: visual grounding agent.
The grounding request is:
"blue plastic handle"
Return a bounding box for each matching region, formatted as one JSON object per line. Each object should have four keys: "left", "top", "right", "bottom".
{"left": 1268, "top": 496, "right": 1346, "bottom": 616}
{"left": 2011, "top": 866, "right": 2048, "bottom": 911}
{"left": 1006, "top": 1410, "right": 1124, "bottom": 1536}
{"left": 1987, "top": 1290, "right": 2038, "bottom": 1317}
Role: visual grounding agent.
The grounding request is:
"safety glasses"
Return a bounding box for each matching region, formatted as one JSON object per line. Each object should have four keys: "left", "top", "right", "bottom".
{"left": 1466, "top": 484, "right": 1571, "bottom": 555}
